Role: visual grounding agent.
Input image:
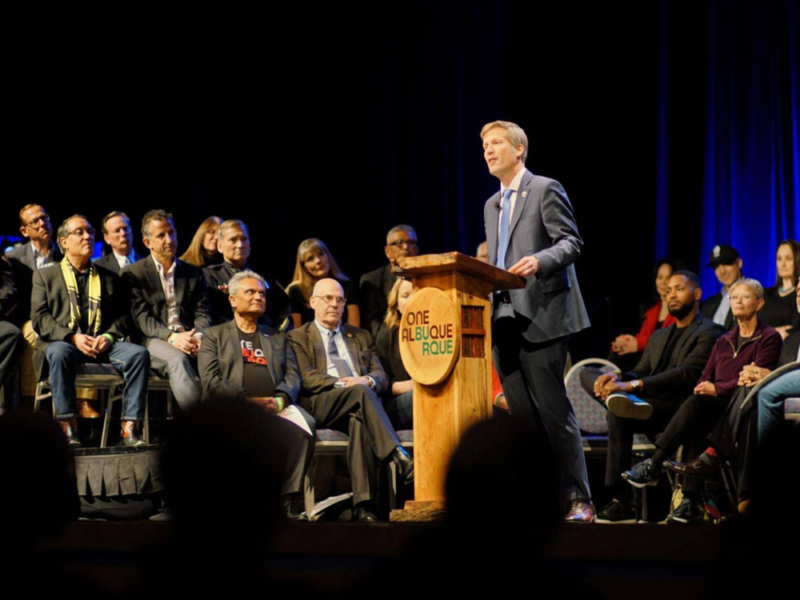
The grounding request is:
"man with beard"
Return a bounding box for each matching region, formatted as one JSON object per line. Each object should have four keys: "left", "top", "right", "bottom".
{"left": 584, "top": 271, "right": 723, "bottom": 522}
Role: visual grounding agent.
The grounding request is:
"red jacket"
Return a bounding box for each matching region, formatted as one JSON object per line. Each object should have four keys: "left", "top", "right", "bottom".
{"left": 635, "top": 301, "right": 676, "bottom": 351}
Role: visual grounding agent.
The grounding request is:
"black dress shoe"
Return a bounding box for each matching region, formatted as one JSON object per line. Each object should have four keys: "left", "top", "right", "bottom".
{"left": 353, "top": 505, "right": 378, "bottom": 522}
{"left": 665, "top": 455, "right": 719, "bottom": 478}
{"left": 282, "top": 494, "right": 308, "bottom": 522}
{"left": 391, "top": 446, "right": 414, "bottom": 483}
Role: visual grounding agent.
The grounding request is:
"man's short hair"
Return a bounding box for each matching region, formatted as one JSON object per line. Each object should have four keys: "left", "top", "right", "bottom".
{"left": 731, "top": 278, "right": 765, "bottom": 300}
{"left": 218, "top": 219, "right": 249, "bottom": 240}
{"left": 480, "top": 120, "right": 529, "bottom": 163}
{"left": 386, "top": 224, "right": 417, "bottom": 245}
{"left": 672, "top": 270, "right": 700, "bottom": 288}
{"left": 101, "top": 211, "right": 130, "bottom": 235}
{"left": 56, "top": 214, "right": 90, "bottom": 250}
{"left": 18, "top": 203, "right": 43, "bottom": 227}
{"left": 228, "top": 270, "right": 266, "bottom": 296}
{"left": 141, "top": 209, "right": 174, "bottom": 240}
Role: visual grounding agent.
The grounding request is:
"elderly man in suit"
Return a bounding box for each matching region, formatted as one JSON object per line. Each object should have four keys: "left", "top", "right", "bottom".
{"left": 199, "top": 270, "right": 314, "bottom": 520}
{"left": 31, "top": 215, "right": 149, "bottom": 446}
{"left": 481, "top": 120, "right": 593, "bottom": 521}
{"left": 94, "top": 211, "right": 138, "bottom": 274}
{"left": 359, "top": 225, "right": 419, "bottom": 340}
{"left": 123, "top": 209, "right": 210, "bottom": 410}
{"left": 587, "top": 271, "right": 722, "bottom": 521}
{"left": 288, "top": 278, "right": 412, "bottom": 521}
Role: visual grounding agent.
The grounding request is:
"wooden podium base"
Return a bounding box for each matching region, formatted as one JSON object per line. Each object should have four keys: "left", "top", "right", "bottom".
{"left": 390, "top": 500, "right": 446, "bottom": 522}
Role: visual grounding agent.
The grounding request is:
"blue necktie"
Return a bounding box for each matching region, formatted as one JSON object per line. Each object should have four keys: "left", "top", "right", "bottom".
{"left": 496, "top": 188, "right": 514, "bottom": 269}
{"left": 328, "top": 330, "right": 354, "bottom": 378}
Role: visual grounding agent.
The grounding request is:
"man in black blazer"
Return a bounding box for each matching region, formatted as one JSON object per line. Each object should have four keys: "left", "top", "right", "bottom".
{"left": 588, "top": 271, "right": 723, "bottom": 521}
{"left": 198, "top": 270, "right": 314, "bottom": 520}
{"left": 32, "top": 215, "right": 149, "bottom": 446}
{"left": 288, "top": 278, "right": 412, "bottom": 521}
{"left": 203, "top": 219, "right": 291, "bottom": 331}
{"left": 0, "top": 256, "right": 24, "bottom": 411}
{"left": 94, "top": 211, "right": 138, "bottom": 274}
{"left": 359, "top": 225, "right": 419, "bottom": 340}
{"left": 123, "top": 210, "right": 211, "bottom": 410}
{"left": 699, "top": 244, "right": 743, "bottom": 330}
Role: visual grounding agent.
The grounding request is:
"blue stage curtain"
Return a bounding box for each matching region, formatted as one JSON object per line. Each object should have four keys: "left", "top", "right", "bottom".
{"left": 699, "top": 0, "right": 800, "bottom": 293}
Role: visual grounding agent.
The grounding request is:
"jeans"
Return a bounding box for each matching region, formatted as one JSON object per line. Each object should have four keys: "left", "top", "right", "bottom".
{"left": 756, "top": 369, "right": 800, "bottom": 445}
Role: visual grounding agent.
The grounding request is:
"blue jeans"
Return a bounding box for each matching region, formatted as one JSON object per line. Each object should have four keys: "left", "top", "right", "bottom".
{"left": 756, "top": 369, "right": 800, "bottom": 445}
{"left": 384, "top": 391, "right": 413, "bottom": 430}
{"left": 45, "top": 341, "right": 150, "bottom": 421}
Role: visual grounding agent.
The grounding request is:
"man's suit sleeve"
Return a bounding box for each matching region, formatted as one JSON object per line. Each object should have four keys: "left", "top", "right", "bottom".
{"left": 361, "top": 331, "right": 389, "bottom": 394}
{"left": 640, "top": 326, "right": 721, "bottom": 398}
{"left": 103, "top": 271, "right": 132, "bottom": 341}
{"left": 0, "top": 256, "right": 17, "bottom": 317}
{"left": 124, "top": 267, "right": 173, "bottom": 341}
{"left": 192, "top": 274, "right": 212, "bottom": 333}
{"left": 534, "top": 181, "right": 583, "bottom": 278}
{"left": 275, "top": 341, "right": 300, "bottom": 404}
{"left": 197, "top": 327, "right": 248, "bottom": 402}
{"left": 31, "top": 270, "right": 73, "bottom": 342}
{"left": 287, "top": 329, "right": 338, "bottom": 394}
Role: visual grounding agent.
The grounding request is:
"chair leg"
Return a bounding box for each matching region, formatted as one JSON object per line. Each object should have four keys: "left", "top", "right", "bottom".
{"left": 388, "top": 461, "right": 398, "bottom": 511}
{"left": 304, "top": 470, "right": 316, "bottom": 520}
{"left": 101, "top": 388, "right": 112, "bottom": 448}
{"left": 144, "top": 394, "right": 150, "bottom": 444}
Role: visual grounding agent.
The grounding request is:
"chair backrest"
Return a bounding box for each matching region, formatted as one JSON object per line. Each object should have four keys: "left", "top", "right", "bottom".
{"left": 564, "top": 358, "right": 621, "bottom": 435}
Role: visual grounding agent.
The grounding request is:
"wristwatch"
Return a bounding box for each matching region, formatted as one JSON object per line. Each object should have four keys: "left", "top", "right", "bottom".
{"left": 630, "top": 380, "right": 642, "bottom": 391}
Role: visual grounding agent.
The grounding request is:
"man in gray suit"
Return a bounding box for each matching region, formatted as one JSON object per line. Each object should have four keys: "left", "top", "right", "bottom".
{"left": 481, "top": 120, "right": 593, "bottom": 522}
{"left": 94, "top": 211, "right": 138, "bottom": 274}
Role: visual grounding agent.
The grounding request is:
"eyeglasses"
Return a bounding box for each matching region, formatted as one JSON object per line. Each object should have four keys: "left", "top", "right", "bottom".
{"left": 67, "top": 227, "right": 96, "bottom": 238}
{"left": 728, "top": 294, "right": 755, "bottom": 302}
{"left": 25, "top": 214, "right": 50, "bottom": 227}
{"left": 313, "top": 295, "right": 346, "bottom": 305}
{"left": 387, "top": 239, "right": 418, "bottom": 248}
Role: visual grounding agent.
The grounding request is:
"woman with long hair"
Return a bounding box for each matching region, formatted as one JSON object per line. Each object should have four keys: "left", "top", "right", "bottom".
{"left": 761, "top": 239, "right": 800, "bottom": 339}
{"left": 286, "top": 238, "right": 359, "bottom": 329}
{"left": 179, "top": 216, "right": 223, "bottom": 268}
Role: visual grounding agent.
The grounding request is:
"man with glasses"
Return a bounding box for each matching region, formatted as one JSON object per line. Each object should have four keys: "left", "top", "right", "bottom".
{"left": 31, "top": 215, "right": 149, "bottom": 446}
{"left": 359, "top": 225, "right": 419, "bottom": 339}
{"left": 288, "top": 278, "right": 413, "bottom": 521}
{"left": 6, "top": 204, "right": 63, "bottom": 401}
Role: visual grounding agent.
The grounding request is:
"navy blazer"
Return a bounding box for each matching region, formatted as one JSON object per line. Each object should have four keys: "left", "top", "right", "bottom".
{"left": 484, "top": 169, "right": 591, "bottom": 343}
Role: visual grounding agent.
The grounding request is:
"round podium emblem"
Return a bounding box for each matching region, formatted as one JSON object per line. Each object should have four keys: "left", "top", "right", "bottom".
{"left": 398, "top": 287, "right": 460, "bottom": 385}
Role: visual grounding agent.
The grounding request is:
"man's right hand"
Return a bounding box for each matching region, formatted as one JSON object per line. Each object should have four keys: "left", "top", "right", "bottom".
{"left": 593, "top": 373, "right": 617, "bottom": 397}
{"left": 72, "top": 333, "right": 98, "bottom": 358}
{"left": 170, "top": 329, "right": 199, "bottom": 356}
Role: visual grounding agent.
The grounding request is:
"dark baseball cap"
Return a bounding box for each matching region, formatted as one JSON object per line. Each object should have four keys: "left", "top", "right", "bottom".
{"left": 707, "top": 244, "right": 741, "bottom": 267}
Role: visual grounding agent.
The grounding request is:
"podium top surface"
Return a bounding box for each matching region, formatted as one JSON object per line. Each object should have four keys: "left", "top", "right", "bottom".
{"left": 395, "top": 252, "right": 525, "bottom": 292}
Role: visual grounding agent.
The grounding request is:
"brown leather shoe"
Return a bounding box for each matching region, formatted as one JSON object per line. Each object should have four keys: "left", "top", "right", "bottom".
{"left": 121, "top": 420, "right": 146, "bottom": 447}
{"left": 565, "top": 499, "right": 596, "bottom": 523}
{"left": 59, "top": 419, "right": 81, "bottom": 447}
{"left": 77, "top": 399, "right": 101, "bottom": 419}
{"left": 664, "top": 455, "right": 719, "bottom": 478}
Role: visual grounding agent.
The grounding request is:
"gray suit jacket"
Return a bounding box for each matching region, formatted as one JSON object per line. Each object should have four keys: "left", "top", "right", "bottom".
{"left": 5, "top": 241, "right": 62, "bottom": 325}
{"left": 198, "top": 320, "right": 300, "bottom": 404}
{"left": 288, "top": 322, "right": 388, "bottom": 398}
{"left": 484, "top": 169, "right": 591, "bottom": 342}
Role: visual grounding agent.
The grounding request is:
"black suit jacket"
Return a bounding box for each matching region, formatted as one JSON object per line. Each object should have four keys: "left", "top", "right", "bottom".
{"left": 1, "top": 256, "right": 18, "bottom": 318}
{"left": 5, "top": 241, "right": 62, "bottom": 325}
{"left": 31, "top": 261, "right": 130, "bottom": 379}
{"left": 288, "top": 321, "right": 388, "bottom": 399}
{"left": 779, "top": 330, "right": 800, "bottom": 367}
{"left": 626, "top": 313, "right": 724, "bottom": 399}
{"left": 198, "top": 320, "right": 300, "bottom": 405}
{"left": 93, "top": 251, "right": 138, "bottom": 275}
{"left": 359, "top": 264, "right": 395, "bottom": 340}
{"left": 700, "top": 292, "right": 735, "bottom": 330}
{"left": 203, "top": 262, "right": 292, "bottom": 330}
{"left": 122, "top": 256, "right": 211, "bottom": 341}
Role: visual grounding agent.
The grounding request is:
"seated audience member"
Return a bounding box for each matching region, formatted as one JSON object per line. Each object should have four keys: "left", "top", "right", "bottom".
{"left": 198, "top": 270, "right": 315, "bottom": 520}
{"left": 204, "top": 219, "right": 291, "bottom": 330}
{"left": 6, "top": 204, "right": 63, "bottom": 399}
{"left": 760, "top": 239, "right": 800, "bottom": 339}
{"left": 179, "top": 216, "right": 223, "bottom": 268}
{"left": 286, "top": 238, "right": 358, "bottom": 329}
{"left": 624, "top": 278, "right": 782, "bottom": 522}
{"left": 31, "top": 215, "right": 149, "bottom": 446}
{"left": 375, "top": 278, "right": 414, "bottom": 429}
{"left": 700, "top": 244, "right": 744, "bottom": 329}
{"left": 359, "top": 225, "right": 419, "bottom": 339}
{"left": 288, "top": 278, "right": 413, "bottom": 522}
{"left": 94, "top": 211, "right": 138, "bottom": 273}
{"left": 0, "top": 257, "right": 24, "bottom": 410}
{"left": 123, "top": 210, "right": 210, "bottom": 410}
{"left": 608, "top": 259, "right": 683, "bottom": 371}
{"left": 587, "top": 271, "right": 722, "bottom": 522}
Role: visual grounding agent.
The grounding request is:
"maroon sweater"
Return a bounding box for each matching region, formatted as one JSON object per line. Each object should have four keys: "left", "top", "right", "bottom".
{"left": 699, "top": 319, "right": 783, "bottom": 397}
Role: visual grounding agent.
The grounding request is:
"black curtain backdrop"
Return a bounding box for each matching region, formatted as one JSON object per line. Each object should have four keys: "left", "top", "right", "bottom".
{"left": 5, "top": 1, "right": 798, "bottom": 359}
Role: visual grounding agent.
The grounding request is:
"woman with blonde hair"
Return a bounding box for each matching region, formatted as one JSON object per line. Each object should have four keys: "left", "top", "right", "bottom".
{"left": 180, "top": 216, "right": 223, "bottom": 268}
{"left": 375, "top": 278, "right": 414, "bottom": 429}
{"left": 286, "top": 238, "right": 359, "bottom": 328}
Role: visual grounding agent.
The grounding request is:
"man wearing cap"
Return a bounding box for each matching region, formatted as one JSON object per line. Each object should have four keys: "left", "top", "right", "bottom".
{"left": 700, "top": 245, "right": 744, "bottom": 330}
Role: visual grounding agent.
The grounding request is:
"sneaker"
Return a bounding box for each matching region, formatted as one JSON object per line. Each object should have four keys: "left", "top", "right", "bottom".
{"left": 596, "top": 499, "right": 636, "bottom": 524}
{"left": 606, "top": 393, "right": 654, "bottom": 420}
{"left": 667, "top": 497, "right": 705, "bottom": 524}
{"left": 621, "top": 459, "right": 660, "bottom": 488}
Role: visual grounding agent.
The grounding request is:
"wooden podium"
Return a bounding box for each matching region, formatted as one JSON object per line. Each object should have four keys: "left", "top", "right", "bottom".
{"left": 389, "top": 252, "right": 524, "bottom": 521}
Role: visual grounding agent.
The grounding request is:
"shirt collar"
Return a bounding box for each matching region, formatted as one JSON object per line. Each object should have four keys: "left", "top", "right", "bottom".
{"left": 500, "top": 167, "right": 527, "bottom": 195}
{"left": 151, "top": 253, "right": 175, "bottom": 275}
{"left": 314, "top": 320, "right": 341, "bottom": 338}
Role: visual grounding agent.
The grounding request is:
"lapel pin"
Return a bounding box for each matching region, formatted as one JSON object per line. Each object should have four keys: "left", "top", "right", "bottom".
{"left": 347, "top": 333, "right": 353, "bottom": 338}
{"left": 522, "top": 191, "right": 528, "bottom": 198}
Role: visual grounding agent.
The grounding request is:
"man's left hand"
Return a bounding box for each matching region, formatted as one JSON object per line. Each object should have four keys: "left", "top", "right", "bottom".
{"left": 339, "top": 376, "right": 371, "bottom": 388}
{"left": 508, "top": 255, "right": 540, "bottom": 277}
{"left": 92, "top": 335, "right": 111, "bottom": 354}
